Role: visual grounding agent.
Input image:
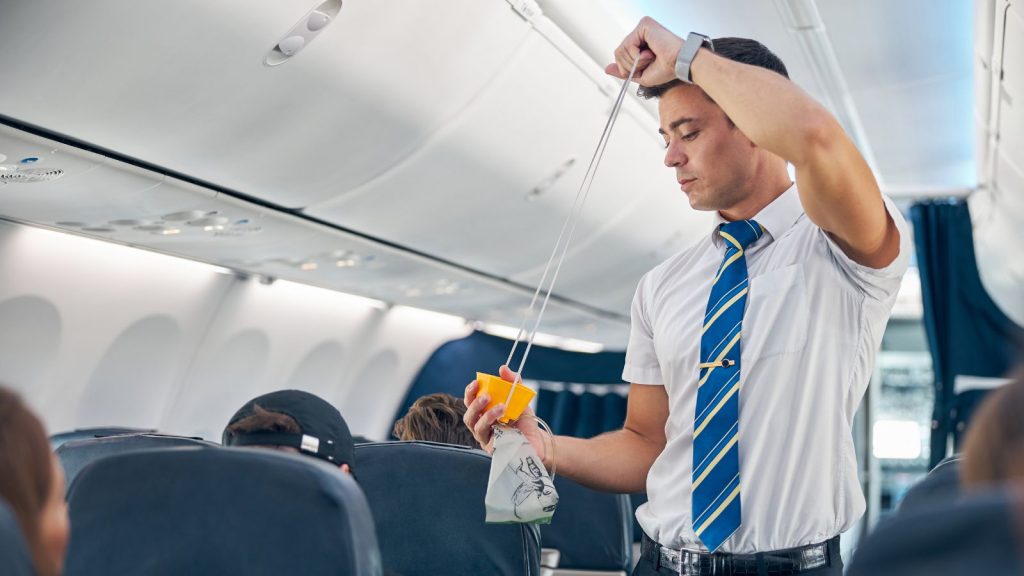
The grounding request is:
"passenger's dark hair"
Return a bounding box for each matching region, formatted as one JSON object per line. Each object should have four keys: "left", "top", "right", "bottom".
{"left": 0, "top": 386, "right": 57, "bottom": 576}
{"left": 225, "top": 404, "right": 301, "bottom": 435}
{"left": 638, "top": 37, "right": 789, "bottom": 100}
{"left": 962, "top": 368, "right": 1024, "bottom": 490}
{"left": 393, "top": 393, "right": 477, "bottom": 448}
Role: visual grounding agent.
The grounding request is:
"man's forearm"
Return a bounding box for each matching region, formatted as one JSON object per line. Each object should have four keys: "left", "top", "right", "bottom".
{"left": 546, "top": 428, "right": 663, "bottom": 493}
{"left": 689, "top": 47, "right": 837, "bottom": 168}
{"left": 688, "top": 45, "right": 891, "bottom": 261}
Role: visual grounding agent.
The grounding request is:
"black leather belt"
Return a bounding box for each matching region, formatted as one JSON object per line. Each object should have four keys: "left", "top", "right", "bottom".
{"left": 640, "top": 533, "right": 837, "bottom": 575}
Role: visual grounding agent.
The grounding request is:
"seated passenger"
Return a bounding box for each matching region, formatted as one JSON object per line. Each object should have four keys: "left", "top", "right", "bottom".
{"left": 962, "top": 369, "right": 1024, "bottom": 490}
{"left": 392, "top": 393, "right": 477, "bottom": 448}
{"left": 0, "top": 386, "right": 69, "bottom": 576}
{"left": 222, "top": 390, "right": 355, "bottom": 475}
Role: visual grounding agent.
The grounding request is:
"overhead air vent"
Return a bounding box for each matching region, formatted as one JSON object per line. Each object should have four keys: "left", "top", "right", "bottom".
{"left": 0, "top": 167, "right": 65, "bottom": 183}
{"left": 265, "top": 0, "right": 343, "bottom": 66}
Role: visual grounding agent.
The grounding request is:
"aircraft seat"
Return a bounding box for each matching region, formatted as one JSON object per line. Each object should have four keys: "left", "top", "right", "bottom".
{"left": 847, "top": 484, "right": 1024, "bottom": 575}
{"left": 355, "top": 441, "right": 542, "bottom": 576}
{"left": 49, "top": 426, "right": 156, "bottom": 449}
{"left": 64, "top": 446, "right": 381, "bottom": 576}
{"left": 896, "top": 454, "right": 962, "bottom": 516}
{"left": 0, "top": 498, "right": 34, "bottom": 576}
{"left": 541, "top": 476, "right": 632, "bottom": 575}
{"left": 56, "top": 433, "right": 216, "bottom": 491}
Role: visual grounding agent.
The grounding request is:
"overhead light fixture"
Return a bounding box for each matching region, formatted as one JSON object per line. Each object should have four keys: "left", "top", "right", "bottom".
{"left": 272, "top": 278, "right": 388, "bottom": 310}
{"left": 390, "top": 305, "right": 466, "bottom": 328}
{"left": 559, "top": 338, "right": 605, "bottom": 354}
{"left": 300, "top": 261, "right": 318, "bottom": 271}
{"left": 434, "top": 279, "right": 461, "bottom": 295}
{"left": 477, "top": 322, "right": 604, "bottom": 354}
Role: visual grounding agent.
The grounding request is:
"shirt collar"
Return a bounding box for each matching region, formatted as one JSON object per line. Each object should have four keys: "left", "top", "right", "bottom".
{"left": 711, "top": 183, "right": 803, "bottom": 248}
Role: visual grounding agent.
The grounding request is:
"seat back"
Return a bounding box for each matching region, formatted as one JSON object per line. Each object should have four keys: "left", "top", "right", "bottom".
{"left": 49, "top": 426, "right": 155, "bottom": 449}
{"left": 848, "top": 485, "right": 1024, "bottom": 575}
{"left": 0, "top": 498, "right": 34, "bottom": 576}
{"left": 897, "top": 454, "right": 961, "bottom": 515}
{"left": 56, "top": 433, "right": 215, "bottom": 490}
{"left": 541, "top": 476, "right": 632, "bottom": 573}
{"left": 629, "top": 493, "right": 647, "bottom": 542}
{"left": 65, "top": 447, "right": 381, "bottom": 576}
{"left": 355, "top": 441, "right": 542, "bottom": 576}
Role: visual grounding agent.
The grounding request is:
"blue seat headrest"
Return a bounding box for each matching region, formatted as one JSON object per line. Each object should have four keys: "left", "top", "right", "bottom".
{"left": 49, "top": 426, "right": 156, "bottom": 449}
{"left": 0, "top": 498, "right": 34, "bottom": 576}
{"left": 56, "top": 433, "right": 216, "bottom": 491}
{"left": 543, "top": 476, "right": 632, "bottom": 570}
{"left": 355, "top": 441, "right": 541, "bottom": 576}
{"left": 65, "top": 447, "right": 381, "bottom": 576}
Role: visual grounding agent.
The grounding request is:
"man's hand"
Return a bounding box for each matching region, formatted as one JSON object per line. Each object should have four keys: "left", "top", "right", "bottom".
{"left": 463, "top": 365, "right": 549, "bottom": 464}
{"left": 605, "top": 17, "right": 684, "bottom": 87}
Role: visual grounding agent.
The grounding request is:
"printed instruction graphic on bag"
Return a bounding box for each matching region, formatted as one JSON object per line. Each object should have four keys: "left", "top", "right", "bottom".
{"left": 485, "top": 426, "right": 558, "bottom": 524}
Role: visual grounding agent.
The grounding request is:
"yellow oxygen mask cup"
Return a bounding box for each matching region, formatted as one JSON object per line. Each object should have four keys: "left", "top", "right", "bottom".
{"left": 475, "top": 372, "right": 536, "bottom": 424}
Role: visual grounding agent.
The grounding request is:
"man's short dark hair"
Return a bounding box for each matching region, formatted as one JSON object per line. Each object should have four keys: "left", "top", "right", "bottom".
{"left": 637, "top": 37, "right": 789, "bottom": 100}
{"left": 393, "top": 393, "right": 477, "bottom": 448}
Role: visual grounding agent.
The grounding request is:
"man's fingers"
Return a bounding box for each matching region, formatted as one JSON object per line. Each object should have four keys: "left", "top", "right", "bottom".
{"left": 463, "top": 389, "right": 489, "bottom": 428}
{"left": 499, "top": 364, "right": 518, "bottom": 382}
{"left": 473, "top": 404, "right": 504, "bottom": 442}
{"left": 604, "top": 62, "right": 625, "bottom": 78}
{"left": 464, "top": 380, "right": 478, "bottom": 405}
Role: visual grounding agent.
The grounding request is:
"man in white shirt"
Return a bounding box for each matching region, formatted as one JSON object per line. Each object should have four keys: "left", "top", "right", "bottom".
{"left": 465, "top": 17, "right": 907, "bottom": 575}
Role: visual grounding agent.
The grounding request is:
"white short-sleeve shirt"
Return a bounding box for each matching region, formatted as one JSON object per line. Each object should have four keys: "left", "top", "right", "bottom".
{"left": 622, "top": 185, "right": 910, "bottom": 553}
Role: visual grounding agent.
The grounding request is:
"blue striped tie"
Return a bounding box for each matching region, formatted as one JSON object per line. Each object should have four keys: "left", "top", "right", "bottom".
{"left": 692, "top": 219, "right": 763, "bottom": 552}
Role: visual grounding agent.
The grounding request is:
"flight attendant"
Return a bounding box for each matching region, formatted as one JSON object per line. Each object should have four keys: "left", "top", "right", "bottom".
{"left": 466, "top": 16, "right": 908, "bottom": 576}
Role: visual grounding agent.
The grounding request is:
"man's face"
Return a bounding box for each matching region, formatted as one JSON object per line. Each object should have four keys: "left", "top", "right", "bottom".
{"left": 658, "top": 84, "right": 758, "bottom": 212}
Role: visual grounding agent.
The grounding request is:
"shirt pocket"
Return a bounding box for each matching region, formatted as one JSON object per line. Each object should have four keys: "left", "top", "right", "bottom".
{"left": 742, "top": 264, "right": 809, "bottom": 361}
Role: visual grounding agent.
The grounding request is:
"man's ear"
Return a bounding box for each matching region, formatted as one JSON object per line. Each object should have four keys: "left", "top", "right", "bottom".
{"left": 340, "top": 463, "right": 352, "bottom": 474}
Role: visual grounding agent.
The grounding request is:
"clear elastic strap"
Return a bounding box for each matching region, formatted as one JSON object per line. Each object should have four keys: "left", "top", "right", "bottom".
{"left": 500, "top": 59, "right": 642, "bottom": 404}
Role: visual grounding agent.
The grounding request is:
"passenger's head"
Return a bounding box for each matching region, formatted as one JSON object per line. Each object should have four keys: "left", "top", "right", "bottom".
{"left": 963, "top": 371, "right": 1024, "bottom": 490}
{"left": 223, "top": 390, "right": 355, "bottom": 475}
{"left": 640, "top": 38, "right": 790, "bottom": 214}
{"left": 393, "top": 393, "right": 477, "bottom": 448}
{"left": 0, "top": 386, "right": 69, "bottom": 576}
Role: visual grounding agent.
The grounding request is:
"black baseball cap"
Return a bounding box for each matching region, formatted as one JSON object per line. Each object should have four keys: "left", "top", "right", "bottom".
{"left": 222, "top": 390, "right": 355, "bottom": 472}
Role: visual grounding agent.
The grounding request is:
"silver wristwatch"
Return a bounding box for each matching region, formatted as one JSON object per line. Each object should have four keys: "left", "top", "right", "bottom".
{"left": 674, "top": 32, "right": 714, "bottom": 83}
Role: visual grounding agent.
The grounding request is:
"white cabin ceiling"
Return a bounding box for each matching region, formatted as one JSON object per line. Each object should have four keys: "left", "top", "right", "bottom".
{"left": 0, "top": 0, "right": 989, "bottom": 346}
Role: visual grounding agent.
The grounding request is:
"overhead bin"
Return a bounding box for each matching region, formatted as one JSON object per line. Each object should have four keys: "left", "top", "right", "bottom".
{"left": 0, "top": 0, "right": 532, "bottom": 207}
{"left": 0, "top": 125, "right": 627, "bottom": 345}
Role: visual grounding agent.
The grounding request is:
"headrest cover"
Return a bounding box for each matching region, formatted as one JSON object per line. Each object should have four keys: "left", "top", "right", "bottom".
{"left": 223, "top": 390, "right": 354, "bottom": 470}
{"left": 65, "top": 447, "right": 381, "bottom": 576}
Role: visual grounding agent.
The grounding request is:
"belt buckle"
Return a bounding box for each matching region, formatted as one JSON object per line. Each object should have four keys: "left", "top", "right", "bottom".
{"left": 658, "top": 540, "right": 831, "bottom": 575}
{"left": 658, "top": 545, "right": 682, "bottom": 573}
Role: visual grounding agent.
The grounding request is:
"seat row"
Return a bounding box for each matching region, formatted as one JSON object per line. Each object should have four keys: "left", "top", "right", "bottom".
{"left": 26, "top": 431, "right": 635, "bottom": 576}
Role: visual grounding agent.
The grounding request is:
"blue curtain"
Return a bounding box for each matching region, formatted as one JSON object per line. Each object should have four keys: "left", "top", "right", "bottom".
{"left": 536, "top": 386, "right": 629, "bottom": 438}
{"left": 393, "top": 330, "right": 628, "bottom": 431}
{"left": 911, "top": 200, "right": 1024, "bottom": 467}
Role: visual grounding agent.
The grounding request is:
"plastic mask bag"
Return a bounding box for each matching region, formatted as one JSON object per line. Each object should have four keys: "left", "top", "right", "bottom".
{"left": 485, "top": 425, "right": 558, "bottom": 524}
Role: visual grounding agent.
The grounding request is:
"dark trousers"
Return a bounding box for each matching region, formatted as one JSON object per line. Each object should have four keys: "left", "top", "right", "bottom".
{"left": 631, "top": 536, "right": 843, "bottom": 576}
